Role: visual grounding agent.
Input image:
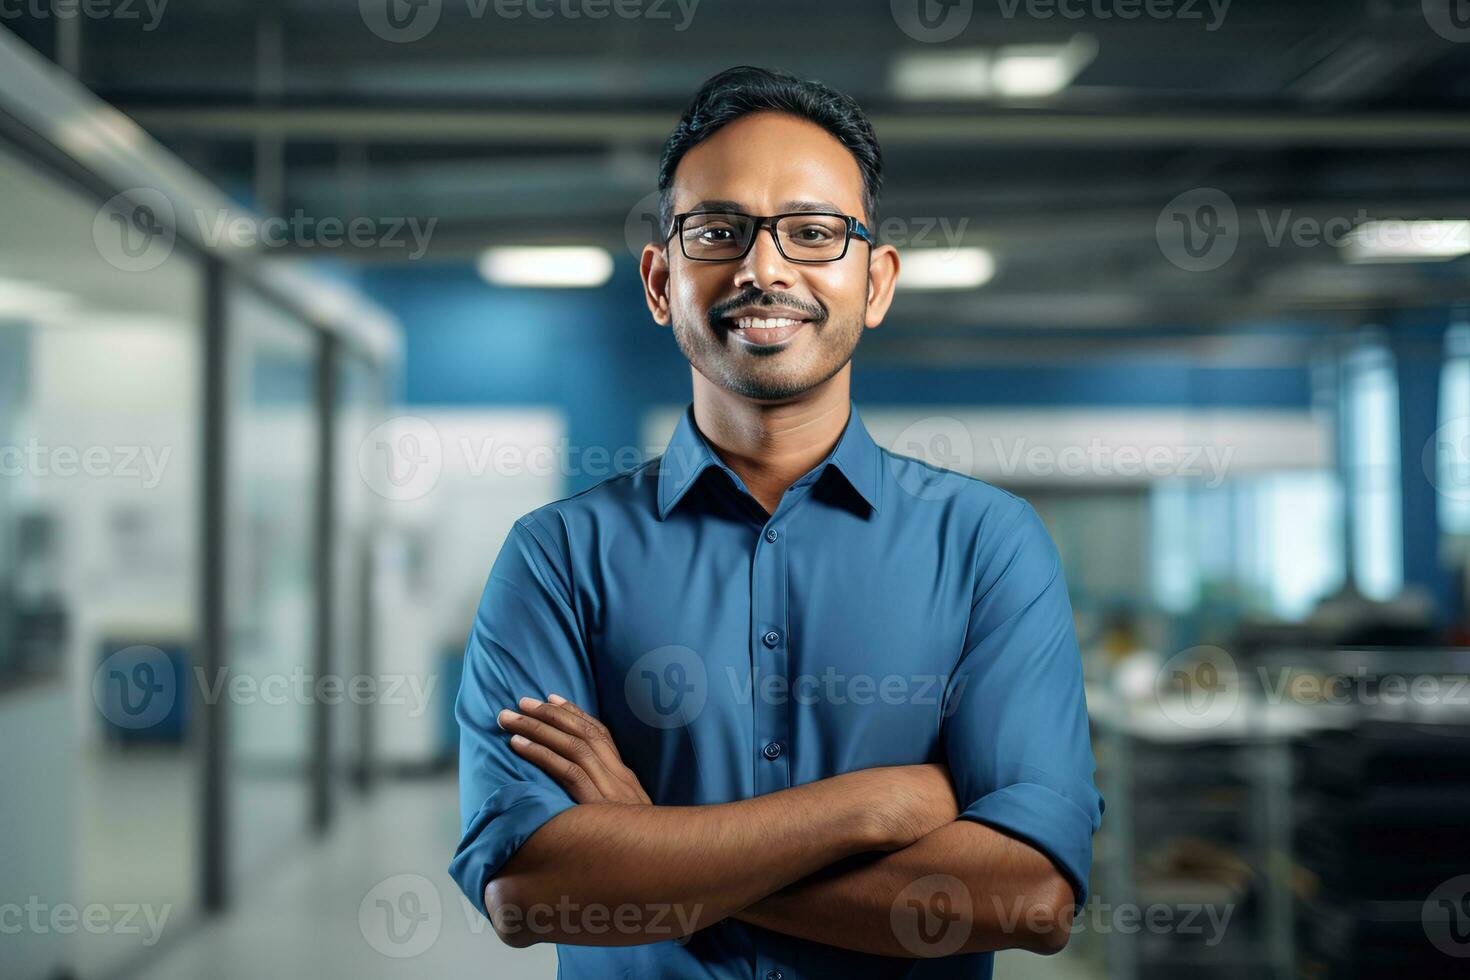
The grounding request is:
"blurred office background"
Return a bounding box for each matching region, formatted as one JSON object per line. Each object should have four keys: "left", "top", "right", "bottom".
{"left": 2, "top": 2, "right": 1470, "bottom": 978}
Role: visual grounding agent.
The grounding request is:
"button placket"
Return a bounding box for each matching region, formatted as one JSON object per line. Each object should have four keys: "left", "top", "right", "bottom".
{"left": 751, "top": 509, "right": 792, "bottom": 796}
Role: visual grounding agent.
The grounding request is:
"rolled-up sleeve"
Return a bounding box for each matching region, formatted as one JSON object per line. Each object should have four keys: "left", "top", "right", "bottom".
{"left": 448, "top": 516, "right": 596, "bottom": 917}
{"left": 942, "top": 498, "right": 1105, "bottom": 906}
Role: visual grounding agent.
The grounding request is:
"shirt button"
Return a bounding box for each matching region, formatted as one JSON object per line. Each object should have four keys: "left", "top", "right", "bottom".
{"left": 765, "top": 527, "right": 779, "bottom": 543}
{"left": 762, "top": 741, "right": 783, "bottom": 760}
{"left": 762, "top": 630, "right": 780, "bottom": 648}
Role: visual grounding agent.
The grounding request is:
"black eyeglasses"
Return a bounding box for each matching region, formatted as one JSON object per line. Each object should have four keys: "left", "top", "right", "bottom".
{"left": 665, "top": 210, "right": 875, "bottom": 263}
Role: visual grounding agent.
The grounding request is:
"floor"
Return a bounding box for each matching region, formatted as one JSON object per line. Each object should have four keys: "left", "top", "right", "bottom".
{"left": 128, "top": 777, "right": 1102, "bottom": 980}
{"left": 129, "top": 778, "right": 557, "bottom": 980}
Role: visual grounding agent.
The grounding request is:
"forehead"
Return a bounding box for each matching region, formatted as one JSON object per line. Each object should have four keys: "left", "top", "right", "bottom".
{"left": 670, "top": 111, "right": 867, "bottom": 219}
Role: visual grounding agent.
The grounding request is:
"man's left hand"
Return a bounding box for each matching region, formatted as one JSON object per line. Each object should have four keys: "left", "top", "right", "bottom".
{"left": 497, "top": 695, "right": 652, "bottom": 805}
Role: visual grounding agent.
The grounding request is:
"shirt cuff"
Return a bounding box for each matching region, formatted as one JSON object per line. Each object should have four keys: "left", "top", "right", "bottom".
{"left": 448, "top": 781, "right": 577, "bottom": 917}
{"left": 960, "top": 781, "right": 1101, "bottom": 907}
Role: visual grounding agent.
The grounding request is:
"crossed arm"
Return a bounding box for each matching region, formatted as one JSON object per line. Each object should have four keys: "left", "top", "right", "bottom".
{"left": 483, "top": 694, "right": 1076, "bottom": 957}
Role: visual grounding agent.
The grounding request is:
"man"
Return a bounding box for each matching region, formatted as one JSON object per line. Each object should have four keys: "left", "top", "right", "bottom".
{"left": 449, "top": 65, "right": 1104, "bottom": 979}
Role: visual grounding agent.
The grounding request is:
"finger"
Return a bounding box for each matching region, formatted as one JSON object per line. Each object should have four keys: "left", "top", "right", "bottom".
{"left": 498, "top": 708, "right": 622, "bottom": 798}
{"left": 545, "top": 695, "right": 616, "bottom": 744}
{"left": 518, "top": 698, "right": 629, "bottom": 782}
{"left": 541, "top": 696, "right": 650, "bottom": 804}
{"left": 508, "top": 734, "right": 602, "bottom": 803}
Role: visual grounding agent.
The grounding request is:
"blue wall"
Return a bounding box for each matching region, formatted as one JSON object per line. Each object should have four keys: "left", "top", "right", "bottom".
{"left": 363, "top": 259, "right": 1318, "bottom": 487}
{"left": 364, "top": 261, "right": 687, "bottom": 481}
{"left": 359, "top": 259, "right": 1463, "bottom": 624}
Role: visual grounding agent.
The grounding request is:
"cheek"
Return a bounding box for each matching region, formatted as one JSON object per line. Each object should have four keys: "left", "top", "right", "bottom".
{"left": 812, "top": 267, "right": 868, "bottom": 313}
{"left": 669, "top": 270, "right": 722, "bottom": 317}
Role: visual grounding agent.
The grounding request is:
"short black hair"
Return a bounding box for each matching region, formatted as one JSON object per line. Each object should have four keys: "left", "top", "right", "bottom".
{"left": 656, "top": 66, "right": 883, "bottom": 240}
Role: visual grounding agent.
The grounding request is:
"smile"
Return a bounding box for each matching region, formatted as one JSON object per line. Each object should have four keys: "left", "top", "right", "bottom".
{"left": 725, "top": 316, "right": 811, "bottom": 345}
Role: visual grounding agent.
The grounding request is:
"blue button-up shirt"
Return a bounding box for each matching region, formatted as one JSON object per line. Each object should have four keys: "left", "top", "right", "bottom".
{"left": 450, "top": 399, "right": 1103, "bottom": 979}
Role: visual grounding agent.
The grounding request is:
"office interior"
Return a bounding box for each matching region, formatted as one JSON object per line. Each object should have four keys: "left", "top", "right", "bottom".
{"left": 1, "top": 2, "right": 1469, "bottom": 978}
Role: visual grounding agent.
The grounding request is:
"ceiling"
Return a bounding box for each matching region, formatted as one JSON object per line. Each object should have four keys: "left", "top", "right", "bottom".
{"left": 5, "top": 0, "right": 1470, "bottom": 346}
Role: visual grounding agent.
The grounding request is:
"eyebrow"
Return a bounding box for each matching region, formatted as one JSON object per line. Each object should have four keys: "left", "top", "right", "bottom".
{"left": 686, "top": 199, "right": 846, "bottom": 215}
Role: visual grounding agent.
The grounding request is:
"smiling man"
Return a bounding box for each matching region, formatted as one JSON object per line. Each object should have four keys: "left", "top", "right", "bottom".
{"left": 449, "top": 66, "right": 1104, "bottom": 979}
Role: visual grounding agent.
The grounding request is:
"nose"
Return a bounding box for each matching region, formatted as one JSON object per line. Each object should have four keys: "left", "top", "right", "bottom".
{"left": 733, "top": 224, "right": 797, "bottom": 294}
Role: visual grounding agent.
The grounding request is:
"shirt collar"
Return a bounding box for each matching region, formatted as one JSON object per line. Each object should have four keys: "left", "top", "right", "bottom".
{"left": 656, "top": 398, "right": 882, "bottom": 520}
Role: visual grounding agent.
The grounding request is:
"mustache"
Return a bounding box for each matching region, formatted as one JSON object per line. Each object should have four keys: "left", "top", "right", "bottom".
{"left": 707, "top": 290, "right": 826, "bottom": 325}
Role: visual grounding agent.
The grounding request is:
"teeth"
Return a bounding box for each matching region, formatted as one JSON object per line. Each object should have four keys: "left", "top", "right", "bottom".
{"left": 733, "top": 316, "right": 802, "bottom": 330}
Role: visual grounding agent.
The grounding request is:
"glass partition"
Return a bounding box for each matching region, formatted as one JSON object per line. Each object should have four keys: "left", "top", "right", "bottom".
{"left": 225, "top": 284, "right": 319, "bottom": 883}
{"left": 0, "top": 141, "right": 203, "bottom": 978}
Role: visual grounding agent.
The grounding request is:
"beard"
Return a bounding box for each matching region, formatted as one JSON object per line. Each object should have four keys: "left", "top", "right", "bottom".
{"left": 670, "top": 295, "right": 867, "bottom": 402}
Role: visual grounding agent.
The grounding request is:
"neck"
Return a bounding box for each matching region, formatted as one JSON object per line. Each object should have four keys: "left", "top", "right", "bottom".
{"left": 689, "top": 365, "right": 852, "bottom": 516}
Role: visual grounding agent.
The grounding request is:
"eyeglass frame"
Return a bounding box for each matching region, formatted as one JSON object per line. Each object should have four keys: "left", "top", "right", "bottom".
{"left": 663, "top": 210, "right": 877, "bottom": 264}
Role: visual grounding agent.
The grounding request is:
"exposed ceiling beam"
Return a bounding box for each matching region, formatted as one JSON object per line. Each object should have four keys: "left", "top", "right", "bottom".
{"left": 119, "top": 104, "right": 1470, "bottom": 147}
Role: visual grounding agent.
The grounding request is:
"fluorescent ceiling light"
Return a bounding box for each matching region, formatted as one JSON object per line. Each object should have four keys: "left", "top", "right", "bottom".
{"left": 55, "top": 107, "right": 148, "bottom": 160}
{"left": 898, "top": 248, "right": 995, "bottom": 290}
{"left": 891, "top": 49, "right": 992, "bottom": 99}
{"left": 1341, "top": 220, "right": 1470, "bottom": 263}
{"left": 991, "top": 36, "right": 1099, "bottom": 98}
{"left": 890, "top": 35, "right": 1096, "bottom": 100}
{"left": 478, "top": 246, "right": 614, "bottom": 288}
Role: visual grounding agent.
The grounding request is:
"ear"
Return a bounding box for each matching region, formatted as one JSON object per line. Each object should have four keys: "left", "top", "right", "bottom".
{"left": 641, "top": 243, "right": 672, "bottom": 326}
{"left": 863, "top": 244, "right": 900, "bottom": 329}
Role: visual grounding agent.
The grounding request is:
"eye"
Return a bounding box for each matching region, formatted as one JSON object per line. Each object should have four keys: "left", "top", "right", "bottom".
{"left": 792, "top": 224, "right": 836, "bottom": 242}
{"left": 682, "top": 215, "right": 746, "bottom": 247}
{"left": 781, "top": 216, "right": 847, "bottom": 247}
{"left": 697, "top": 225, "right": 737, "bottom": 242}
